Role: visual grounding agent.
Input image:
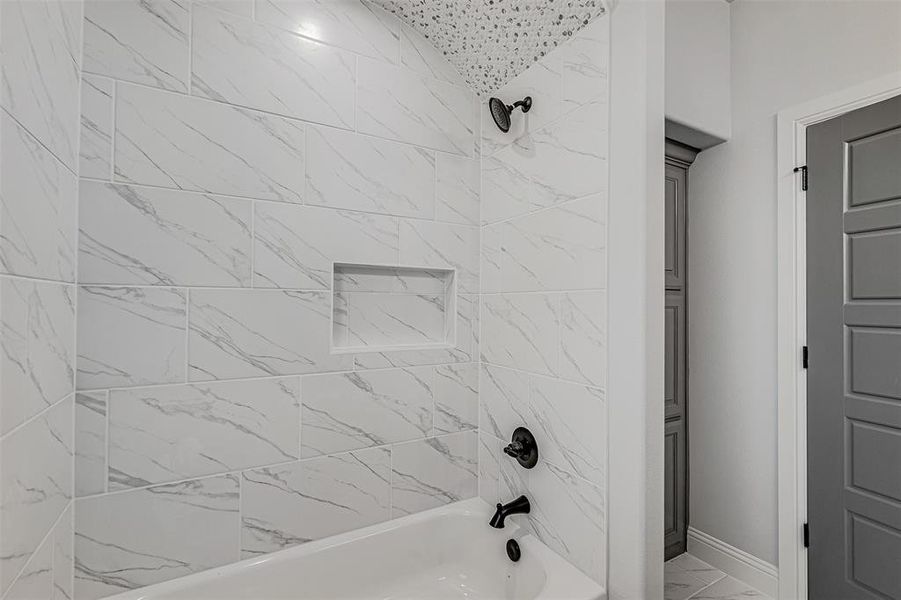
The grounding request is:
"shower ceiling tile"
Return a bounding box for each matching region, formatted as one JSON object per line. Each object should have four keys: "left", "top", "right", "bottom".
{"left": 372, "top": 0, "right": 607, "bottom": 97}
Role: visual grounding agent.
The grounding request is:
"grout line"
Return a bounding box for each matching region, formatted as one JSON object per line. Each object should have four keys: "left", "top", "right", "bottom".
{"left": 184, "top": 288, "right": 191, "bottom": 383}
{"left": 110, "top": 79, "right": 117, "bottom": 181}
{"left": 0, "top": 497, "right": 73, "bottom": 600}
{"left": 76, "top": 428, "right": 477, "bottom": 502}
{"left": 75, "top": 175, "right": 480, "bottom": 227}
{"left": 71, "top": 358, "right": 481, "bottom": 396}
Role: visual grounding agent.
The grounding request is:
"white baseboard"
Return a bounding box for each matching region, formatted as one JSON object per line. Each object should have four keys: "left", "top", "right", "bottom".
{"left": 687, "top": 527, "right": 779, "bottom": 598}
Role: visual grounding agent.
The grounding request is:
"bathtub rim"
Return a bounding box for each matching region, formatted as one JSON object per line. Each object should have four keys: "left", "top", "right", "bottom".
{"left": 104, "top": 497, "right": 606, "bottom": 600}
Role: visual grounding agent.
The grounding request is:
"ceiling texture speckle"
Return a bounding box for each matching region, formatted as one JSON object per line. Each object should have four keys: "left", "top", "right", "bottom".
{"left": 371, "top": 0, "right": 608, "bottom": 96}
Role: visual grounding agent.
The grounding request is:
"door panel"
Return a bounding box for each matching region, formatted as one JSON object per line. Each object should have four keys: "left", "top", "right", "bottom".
{"left": 664, "top": 418, "right": 686, "bottom": 559}
{"left": 665, "top": 164, "right": 686, "bottom": 289}
{"left": 807, "top": 93, "right": 901, "bottom": 599}
{"left": 665, "top": 292, "right": 685, "bottom": 420}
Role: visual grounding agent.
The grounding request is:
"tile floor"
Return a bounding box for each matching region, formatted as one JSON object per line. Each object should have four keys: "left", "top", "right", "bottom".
{"left": 664, "top": 553, "right": 773, "bottom": 600}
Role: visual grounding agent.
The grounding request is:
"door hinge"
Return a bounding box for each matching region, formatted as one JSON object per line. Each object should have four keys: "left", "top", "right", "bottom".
{"left": 803, "top": 522, "right": 810, "bottom": 548}
{"left": 794, "top": 165, "right": 808, "bottom": 191}
{"left": 802, "top": 346, "right": 809, "bottom": 369}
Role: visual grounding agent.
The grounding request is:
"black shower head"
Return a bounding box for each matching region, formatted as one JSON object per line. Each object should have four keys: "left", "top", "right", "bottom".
{"left": 488, "top": 96, "right": 532, "bottom": 133}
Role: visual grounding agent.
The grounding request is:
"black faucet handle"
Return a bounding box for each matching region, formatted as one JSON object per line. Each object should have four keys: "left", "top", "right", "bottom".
{"left": 503, "top": 440, "right": 525, "bottom": 458}
{"left": 504, "top": 427, "right": 538, "bottom": 469}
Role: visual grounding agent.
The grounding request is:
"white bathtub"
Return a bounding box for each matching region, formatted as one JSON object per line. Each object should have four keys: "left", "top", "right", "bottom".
{"left": 109, "top": 498, "right": 606, "bottom": 600}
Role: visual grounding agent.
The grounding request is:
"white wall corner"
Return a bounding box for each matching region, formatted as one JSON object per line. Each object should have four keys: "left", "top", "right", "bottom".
{"left": 688, "top": 527, "right": 779, "bottom": 598}
{"left": 607, "top": 0, "right": 666, "bottom": 598}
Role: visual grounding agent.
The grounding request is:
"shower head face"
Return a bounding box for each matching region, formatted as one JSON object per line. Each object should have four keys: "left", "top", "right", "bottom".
{"left": 489, "top": 97, "right": 511, "bottom": 133}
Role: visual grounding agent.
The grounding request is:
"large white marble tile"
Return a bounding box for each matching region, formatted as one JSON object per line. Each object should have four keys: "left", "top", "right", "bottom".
{"left": 690, "top": 576, "right": 769, "bottom": 600}
{"left": 353, "top": 293, "right": 476, "bottom": 369}
{"left": 195, "top": 0, "right": 252, "bottom": 17}
{"left": 436, "top": 153, "right": 480, "bottom": 226}
{"left": 398, "top": 221, "right": 479, "bottom": 294}
{"left": 115, "top": 83, "right": 305, "bottom": 202}
{"left": 254, "top": 203, "right": 397, "bottom": 289}
{"left": 0, "top": 113, "right": 77, "bottom": 281}
{"left": 560, "top": 18, "right": 609, "bottom": 112}
{"left": 559, "top": 291, "right": 606, "bottom": 387}
{"left": 478, "top": 432, "right": 530, "bottom": 507}
{"left": 664, "top": 561, "right": 710, "bottom": 600}
{"left": 357, "top": 58, "right": 475, "bottom": 156}
{"left": 343, "top": 291, "right": 446, "bottom": 348}
{"left": 79, "top": 75, "right": 113, "bottom": 180}
{"left": 52, "top": 503, "right": 73, "bottom": 600}
{"left": 0, "top": 278, "right": 75, "bottom": 435}
{"left": 9, "top": 503, "right": 72, "bottom": 600}
{"left": 334, "top": 265, "right": 448, "bottom": 295}
{"left": 305, "top": 126, "right": 435, "bottom": 218}
{"left": 241, "top": 447, "right": 390, "bottom": 557}
{"left": 188, "top": 289, "right": 350, "bottom": 380}
{"left": 434, "top": 363, "right": 478, "bottom": 434}
{"left": 509, "top": 99, "right": 607, "bottom": 206}
{"left": 481, "top": 55, "right": 563, "bottom": 158}
{"left": 192, "top": 8, "right": 354, "bottom": 128}
{"left": 83, "top": 0, "right": 188, "bottom": 92}
{"left": 255, "top": 0, "right": 400, "bottom": 63}
{"left": 301, "top": 367, "right": 433, "bottom": 457}
{"left": 74, "top": 475, "right": 239, "bottom": 600}
{"left": 0, "top": 0, "right": 82, "bottom": 170}
{"left": 399, "top": 25, "right": 464, "bottom": 86}
{"left": 500, "top": 195, "right": 606, "bottom": 292}
{"left": 75, "top": 392, "right": 107, "bottom": 497}
{"left": 78, "top": 181, "right": 252, "bottom": 287}
{"left": 529, "top": 461, "right": 605, "bottom": 584}
{"left": 108, "top": 377, "right": 300, "bottom": 489}
{"left": 0, "top": 397, "right": 73, "bottom": 596}
{"left": 480, "top": 151, "right": 539, "bottom": 225}
{"left": 529, "top": 376, "right": 605, "bottom": 485}
{"left": 479, "top": 224, "right": 503, "bottom": 294}
{"left": 6, "top": 527, "right": 52, "bottom": 600}
{"left": 478, "top": 364, "right": 529, "bottom": 441}
{"left": 76, "top": 286, "right": 186, "bottom": 389}
{"left": 669, "top": 553, "right": 726, "bottom": 587}
{"left": 391, "top": 431, "right": 477, "bottom": 517}
{"left": 480, "top": 293, "right": 558, "bottom": 376}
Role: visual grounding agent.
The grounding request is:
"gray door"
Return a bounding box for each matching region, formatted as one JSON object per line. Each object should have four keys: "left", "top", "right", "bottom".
{"left": 807, "top": 93, "right": 901, "bottom": 599}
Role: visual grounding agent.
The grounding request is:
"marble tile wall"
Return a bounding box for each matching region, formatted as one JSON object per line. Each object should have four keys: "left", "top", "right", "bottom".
{"left": 0, "top": 0, "right": 82, "bottom": 597}
{"left": 66, "top": 2, "right": 480, "bottom": 598}
{"left": 477, "top": 16, "right": 610, "bottom": 585}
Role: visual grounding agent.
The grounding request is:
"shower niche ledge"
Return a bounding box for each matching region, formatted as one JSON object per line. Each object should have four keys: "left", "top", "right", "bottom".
{"left": 331, "top": 262, "right": 457, "bottom": 354}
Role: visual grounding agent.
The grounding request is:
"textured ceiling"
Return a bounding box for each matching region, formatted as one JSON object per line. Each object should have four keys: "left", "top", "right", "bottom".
{"left": 372, "top": 0, "right": 607, "bottom": 96}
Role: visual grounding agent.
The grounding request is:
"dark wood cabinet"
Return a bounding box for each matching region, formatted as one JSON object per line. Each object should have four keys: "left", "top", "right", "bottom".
{"left": 663, "top": 140, "right": 696, "bottom": 560}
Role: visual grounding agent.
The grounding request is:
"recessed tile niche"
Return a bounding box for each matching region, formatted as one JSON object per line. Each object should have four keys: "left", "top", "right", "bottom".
{"left": 332, "top": 263, "right": 457, "bottom": 353}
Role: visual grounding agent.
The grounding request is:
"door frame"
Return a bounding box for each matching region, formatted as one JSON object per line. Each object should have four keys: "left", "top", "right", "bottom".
{"left": 776, "top": 70, "right": 901, "bottom": 600}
